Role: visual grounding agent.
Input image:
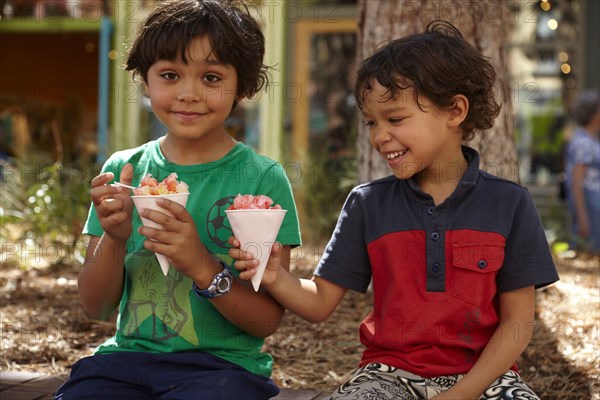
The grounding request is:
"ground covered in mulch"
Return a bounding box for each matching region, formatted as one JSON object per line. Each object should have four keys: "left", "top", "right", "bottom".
{"left": 1, "top": 250, "right": 598, "bottom": 399}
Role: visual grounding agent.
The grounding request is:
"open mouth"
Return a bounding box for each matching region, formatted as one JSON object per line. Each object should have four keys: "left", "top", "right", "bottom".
{"left": 385, "top": 149, "right": 408, "bottom": 161}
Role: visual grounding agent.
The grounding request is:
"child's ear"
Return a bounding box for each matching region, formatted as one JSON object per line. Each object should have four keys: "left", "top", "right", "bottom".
{"left": 447, "top": 94, "right": 469, "bottom": 127}
{"left": 141, "top": 82, "right": 149, "bottom": 98}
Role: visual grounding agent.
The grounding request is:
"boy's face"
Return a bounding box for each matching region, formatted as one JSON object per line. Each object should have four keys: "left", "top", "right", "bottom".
{"left": 146, "top": 35, "right": 238, "bottom": 145}
{"left": 361, "top": 80, "right": 464, "bottom": 181}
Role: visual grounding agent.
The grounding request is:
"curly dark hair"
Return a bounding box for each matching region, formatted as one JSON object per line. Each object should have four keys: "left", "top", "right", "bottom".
{"left": 354, "top": 20, "right": 500, "bottom": 141}
{"left": 125, "top": 0, "right": 269, "bottom": 103}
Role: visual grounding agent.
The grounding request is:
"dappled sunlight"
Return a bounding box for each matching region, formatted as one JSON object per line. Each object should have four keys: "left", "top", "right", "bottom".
{"left": 0, "top": 250, "right": 598, "bottom": 399}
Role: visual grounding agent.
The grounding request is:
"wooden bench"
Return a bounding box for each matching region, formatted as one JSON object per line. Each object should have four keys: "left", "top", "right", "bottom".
{"left": 0, "top": 371, "right": 329, "bottom": 399}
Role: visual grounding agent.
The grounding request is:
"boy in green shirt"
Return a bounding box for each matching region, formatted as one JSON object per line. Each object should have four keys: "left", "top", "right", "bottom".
{"left": 56, "top": 1, "right": 300, "bottom": 398}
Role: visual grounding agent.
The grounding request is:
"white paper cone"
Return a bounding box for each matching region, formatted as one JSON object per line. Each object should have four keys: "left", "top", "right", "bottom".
{"left": 225, "top": 209, "right": 287, "bottom": 291}
{"left": 155, "top": 253, "right": 171, "bottom": 276}
{"left": 132, "top": 193, "right": 189, "bottom": 276}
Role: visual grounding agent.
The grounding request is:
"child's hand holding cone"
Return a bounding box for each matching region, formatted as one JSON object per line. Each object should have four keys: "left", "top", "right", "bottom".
{"left": 136, "top": 196, "right": 211, "bottom": 278}
{"left": 134, "top": 190, "right": 226, "bottom": 285}
{"left": 134, "top": 194, "right": 189, "bottom": 275}
{"left": 229, "top": 238, "right": 285, "bottom": 288}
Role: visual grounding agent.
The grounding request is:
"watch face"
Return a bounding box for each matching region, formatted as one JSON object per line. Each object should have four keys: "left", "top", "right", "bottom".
{"left": 216, "top": 276, "right": 231, "bottom": 293}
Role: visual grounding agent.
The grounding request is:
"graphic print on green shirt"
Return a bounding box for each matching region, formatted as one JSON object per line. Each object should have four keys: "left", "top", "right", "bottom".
{"left": 121, "top": 249, "right": 197, "bottom": 345}
{"left": 83, "top": 140, "right": 301, "bottom": 376}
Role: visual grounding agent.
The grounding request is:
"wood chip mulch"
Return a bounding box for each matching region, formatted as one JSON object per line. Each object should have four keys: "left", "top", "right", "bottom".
{"left": 1, "top": 251, "right": 598, "bottom": 399}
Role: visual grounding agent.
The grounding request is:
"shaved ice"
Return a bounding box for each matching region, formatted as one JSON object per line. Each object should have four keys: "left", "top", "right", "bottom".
{"left": 133, "top": 173, "right": 189, "bottom": 196}
{"left": 228, "top": 194, "right": 282, "bottom": 210}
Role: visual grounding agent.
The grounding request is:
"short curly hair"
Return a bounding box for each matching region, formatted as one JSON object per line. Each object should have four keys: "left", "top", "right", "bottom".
{"left": 354, "top": 21, "right": 500, "bottom": 141}
{"left": 125, "top": 0, "right": 269, "bottom": 102}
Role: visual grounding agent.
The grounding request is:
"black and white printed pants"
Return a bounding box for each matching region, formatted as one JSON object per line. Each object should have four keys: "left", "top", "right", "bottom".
{"left": 329, "top": 363, "right": 539, "bottom": 400}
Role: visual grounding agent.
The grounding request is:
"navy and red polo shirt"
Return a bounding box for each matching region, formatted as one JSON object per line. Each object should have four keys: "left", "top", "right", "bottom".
{"left": 314, "top": 146, "right": 559, "bottom": 377}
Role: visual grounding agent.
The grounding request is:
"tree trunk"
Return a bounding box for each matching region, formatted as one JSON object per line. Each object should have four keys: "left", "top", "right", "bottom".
{"left": 356, "top": 0, "right": 518, "bottom": 183}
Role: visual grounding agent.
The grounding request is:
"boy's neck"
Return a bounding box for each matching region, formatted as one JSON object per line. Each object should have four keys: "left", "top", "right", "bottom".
{"left": 159, "top": 133, "right": 238, "bottom": 165}
{"left": 414, "top": 154, "right": 469, "bottom": 206}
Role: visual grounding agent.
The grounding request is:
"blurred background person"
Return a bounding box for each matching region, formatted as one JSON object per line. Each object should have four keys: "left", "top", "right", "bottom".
{"left": 565, "top": 90, "right": 600, "bottom": 254}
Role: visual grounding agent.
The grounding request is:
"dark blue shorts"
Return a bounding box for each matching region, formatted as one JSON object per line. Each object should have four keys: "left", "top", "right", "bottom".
{"left": 54, "top": 351, "right": 279, "bottom": 399}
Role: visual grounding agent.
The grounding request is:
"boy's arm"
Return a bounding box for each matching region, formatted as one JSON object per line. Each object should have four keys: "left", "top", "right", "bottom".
{"left": 201, "top": 245, "right": 294, "bottom": 338}
{"left": 267, "top": 271, "right": 348, "bottom": 323}
{"left": 233, "top": 242, "right": 348, "bottom": 323}
{"left": 78, "top": 166, "right": 134, "bottom": 320}
{"left": 432, "top": 286, "right": 535, "bottom": 400}
{"left": 78, "top": 235, "right": 126, "bottom": 320}
{"left": 571, "top": 163, "right": 590, "bottom": 237}
{"left": 190, "top": 244, "right": 345, "bottom": 337}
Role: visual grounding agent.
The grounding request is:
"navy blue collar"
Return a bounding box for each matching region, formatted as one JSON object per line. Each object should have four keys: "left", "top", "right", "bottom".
{"left": 406, "top": 146, "right": 480, "bottom": 203}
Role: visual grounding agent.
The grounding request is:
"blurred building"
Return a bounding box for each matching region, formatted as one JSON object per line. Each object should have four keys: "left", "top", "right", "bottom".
{"left": 1, "top": 0, "right": 598, "bottom": 183}
{"left": 0, "top": 0, "right": 106, "bottom": 163}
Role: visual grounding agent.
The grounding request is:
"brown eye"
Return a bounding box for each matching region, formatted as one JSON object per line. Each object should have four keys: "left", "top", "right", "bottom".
{"left": 203, "top": 74, "right": 221, "bottom": 83}
{"left": 161, "top": 72, "right": 178, "bottom": 81}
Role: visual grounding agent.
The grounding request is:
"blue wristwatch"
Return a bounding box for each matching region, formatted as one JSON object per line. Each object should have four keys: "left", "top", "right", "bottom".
{"left": 192, "top": 261, "right": 233, "bottom": 299}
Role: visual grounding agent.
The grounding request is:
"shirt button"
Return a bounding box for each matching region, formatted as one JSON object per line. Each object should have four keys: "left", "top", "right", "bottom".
{"left": 430, "top": 232, "right": 440, "bottom": 241}
{"left": 478, "top": 259, "right": 487, "bottom": 269}
{"left": 427, "top": 207, "right": 434, "bottom": 215}
{"left": 432, "top": 262, "right": 441, "bottom": 272}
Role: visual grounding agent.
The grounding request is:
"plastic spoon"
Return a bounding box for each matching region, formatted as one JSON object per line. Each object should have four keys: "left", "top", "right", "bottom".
{"left": 113, "top": 182, "right": 138, "bottom": 190}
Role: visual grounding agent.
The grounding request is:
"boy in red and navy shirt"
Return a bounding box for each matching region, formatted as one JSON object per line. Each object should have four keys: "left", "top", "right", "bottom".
{"left": 231, "top": 21, "right": 558, "bottom": 399}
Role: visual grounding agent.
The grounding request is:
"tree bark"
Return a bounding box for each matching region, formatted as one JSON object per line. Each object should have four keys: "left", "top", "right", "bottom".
{"left": 356, "top": 0, "right": 518, "bottom": 183}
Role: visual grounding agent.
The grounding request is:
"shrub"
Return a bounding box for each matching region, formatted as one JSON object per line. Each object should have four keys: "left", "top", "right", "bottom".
{"left": 0, "top": 159, "right": 99, "bottom": 268}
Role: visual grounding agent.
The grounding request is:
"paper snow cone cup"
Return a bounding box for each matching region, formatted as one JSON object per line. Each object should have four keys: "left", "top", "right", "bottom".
{"left": 132, "top": 193, "right": 190, "bottom": 276}
{"left": 225, "top": 209, "right": 287, "bottom": 291}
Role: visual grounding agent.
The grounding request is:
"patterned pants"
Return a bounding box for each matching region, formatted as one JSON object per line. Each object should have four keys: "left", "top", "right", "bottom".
{"left": 329, "top": 363, "right": 540, "bottom": 400}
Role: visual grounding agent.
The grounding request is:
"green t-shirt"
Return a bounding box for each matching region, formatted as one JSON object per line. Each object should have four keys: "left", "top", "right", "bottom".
{"left": 83, "top": 139, "right": 301, "bottom": 377}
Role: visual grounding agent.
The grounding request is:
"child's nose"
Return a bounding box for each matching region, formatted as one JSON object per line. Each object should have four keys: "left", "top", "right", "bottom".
{"left": 371, "top": 126, "right": 392, "bottom": 145}
{"left": 176, "top": 81, "right": 201, "bottom": 103}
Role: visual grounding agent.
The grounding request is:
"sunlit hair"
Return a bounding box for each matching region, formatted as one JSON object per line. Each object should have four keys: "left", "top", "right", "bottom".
{"left": 354, "top": 20, "right": 500, "bottom": 141}
{"left": 125, "top": 0, "right": 269, "bottom": 102}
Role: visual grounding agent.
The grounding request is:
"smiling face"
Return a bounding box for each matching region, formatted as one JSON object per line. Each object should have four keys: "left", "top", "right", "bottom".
{"left": 146, "top": 35, "right": 238, "bottom": 147}
{"left": 361, "top": 80, "right": 466, "bottom": 183}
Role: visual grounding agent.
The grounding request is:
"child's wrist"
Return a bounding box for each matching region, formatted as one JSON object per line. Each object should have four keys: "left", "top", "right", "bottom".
{"left": 102, "top": 232, "right": 128, "bottom": 248}
{"left": 190, "top": 258, "right": 226, "bottom": 288}
{"left": 264, "top": 265, "right": 286, "bottom": 291}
